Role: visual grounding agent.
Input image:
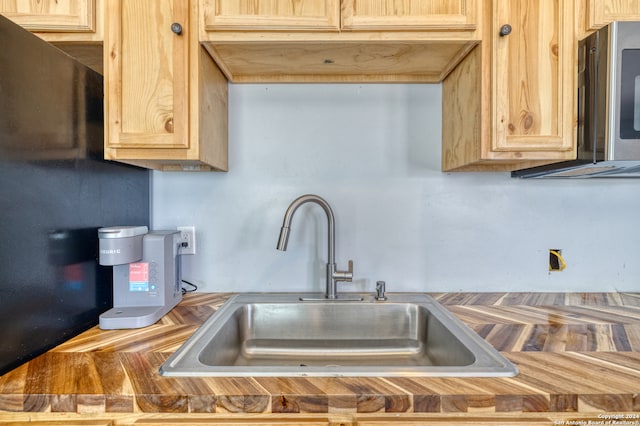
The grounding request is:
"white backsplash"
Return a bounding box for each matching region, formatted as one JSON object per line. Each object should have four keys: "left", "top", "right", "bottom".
{"left": 152, "top": 84, "right": 640, "bottom": 293}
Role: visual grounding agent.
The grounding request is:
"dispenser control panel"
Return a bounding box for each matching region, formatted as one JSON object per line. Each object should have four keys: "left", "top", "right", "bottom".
{"left": 128, "top": 262, "right": 157, "bottom": 293}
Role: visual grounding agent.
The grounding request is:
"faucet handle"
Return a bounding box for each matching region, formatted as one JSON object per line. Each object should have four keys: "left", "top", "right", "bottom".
{"left": 346, "top": 260, "right": 353, "bottom": 281}
{"left": 333, "top": 260, "right": 353, "bottom": 282}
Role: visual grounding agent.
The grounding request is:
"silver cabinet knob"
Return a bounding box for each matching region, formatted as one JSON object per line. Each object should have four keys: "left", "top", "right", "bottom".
{"left": 499, "top": 24, "right": 512, "bottom": 36}
{"left": 171, "top": 22, "right": 183, "bottom": 35}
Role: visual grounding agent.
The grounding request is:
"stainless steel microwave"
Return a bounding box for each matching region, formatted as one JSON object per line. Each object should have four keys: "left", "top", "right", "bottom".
{"left": 513, "top": 21, "right": 640, "bottom": 178}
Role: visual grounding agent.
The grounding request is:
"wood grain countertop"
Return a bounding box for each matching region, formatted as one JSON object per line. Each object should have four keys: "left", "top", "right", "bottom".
{"left": 1, "top": 292, "right": 639, "bottom": 417}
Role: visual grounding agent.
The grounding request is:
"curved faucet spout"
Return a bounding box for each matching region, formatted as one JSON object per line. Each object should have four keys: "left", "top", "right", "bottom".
{"left": 276, "top": 194, "right": 335, "bottom": 261}
{"left": 276, "top": 194, "right": 352, "bottom": 299}
{"left": 276, "top": 225, "right": 291, "bottom": 251}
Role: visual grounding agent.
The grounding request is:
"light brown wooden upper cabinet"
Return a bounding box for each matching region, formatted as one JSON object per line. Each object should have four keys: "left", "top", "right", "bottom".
{"left": 341, "top": 0, "right": 477, "bottom": 31}
{"left": 204, "top": 0, "right": 340, "bottom": 30}
{"left": 203, "top": 0, "right": 476, "bottom": 31}
{"left": 586, "top": 0, "right": 640, "bottom": 30}
{"left": 442, "top": 0, "right": 576, "bottom": 171}
{"left": 0, "top": 0, "right": 100, "bottom": 40}
{"left": 200, "top": 0, "right": 480, "bottom": 83}
{"left": 0, "top": 0, "right": 103, "bottom": 72}
{"left": 104, "top": 0, "right": 228, "bottom": 171}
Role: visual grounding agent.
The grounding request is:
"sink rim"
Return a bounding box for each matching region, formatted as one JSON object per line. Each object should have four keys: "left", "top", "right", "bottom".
{"left": 159, "top": 292, "right": 519, "bottom": 378}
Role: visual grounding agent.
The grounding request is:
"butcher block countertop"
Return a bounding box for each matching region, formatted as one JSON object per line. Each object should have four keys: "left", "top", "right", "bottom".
{"left": 1, "top": 292, "right": 640, "bottom": 424}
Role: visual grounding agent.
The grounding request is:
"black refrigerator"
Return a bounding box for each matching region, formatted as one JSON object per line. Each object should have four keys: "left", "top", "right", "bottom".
{"left": 0, "top": 15, "right": 150, "bottom": 375}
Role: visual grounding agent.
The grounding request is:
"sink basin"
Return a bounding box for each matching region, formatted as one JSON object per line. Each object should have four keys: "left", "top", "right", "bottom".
{"left": 160, "top": 293, "right": 518, "bottom": 377}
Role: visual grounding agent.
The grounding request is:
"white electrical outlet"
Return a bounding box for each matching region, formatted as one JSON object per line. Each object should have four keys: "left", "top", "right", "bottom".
{"left": 177, "top": 226, "right": 196, "bottom": 255}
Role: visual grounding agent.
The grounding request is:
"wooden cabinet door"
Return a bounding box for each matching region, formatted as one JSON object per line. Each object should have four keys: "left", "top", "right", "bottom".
{"left": 0, "top": 0, "right": 96, "bottom": 32}
{"left": 105, "top": 0, "right": 189, "bottom": 150}
{"left": 492, "top": 0, "right": 574, "bottom": 153}
{"left": 203, "top": 0, "right": 339, "bottom": 30}
{"left": 341, "top": 0, "right": 477, "bottom": 31}
{"left": 587, "top": 0, "right": 640, "bottom": 30}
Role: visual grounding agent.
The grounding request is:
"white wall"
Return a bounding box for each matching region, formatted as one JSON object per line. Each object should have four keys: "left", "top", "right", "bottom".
{"left": 152, "top": 84, "right": 640, "bottom": 293}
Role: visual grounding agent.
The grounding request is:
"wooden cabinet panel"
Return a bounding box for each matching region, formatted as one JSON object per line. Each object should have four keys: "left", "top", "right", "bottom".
{"left": 203, "top": 0, "right": 339, "bottom": 30}
{"left": 442, "top": 0, "right": 575, "bottom": 171}
{"left": 341, "top": 0, "right": 477, "bottom": 30}
{"left": 129, "top": 422, "right": 335, "bottom": 426}
{"left": 492, "top": 0, "right": 574, "bottom": 152}
{"left": 105, "top": 0, "right": 228, "bottom": 171}
{"left": 0, "top": 0, "right": 96, "bottom": 32}
{"left": 204, "top": 41, "right": 475, "bottom": 83}
{"left": 0, "top": 1, "right": 103, "bottom": 71}
{"left": 204, "top": 0, "right": 475, "bottom": 31}
{"left": 587, "top": 0, "right": 640, "bottom": 30}
{"left": 200, "top": 0, "right": 479, "bottom": 83}
{"left": 106, "top": 0, "right": 188, "bottom": 149}
{"left": 0, "top": 422, "right": 111, "bottom": 426}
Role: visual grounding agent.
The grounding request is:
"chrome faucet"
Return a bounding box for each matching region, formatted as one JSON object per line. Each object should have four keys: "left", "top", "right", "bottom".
{"left": 276, "top": 194, "right": 353, "bottom": 299}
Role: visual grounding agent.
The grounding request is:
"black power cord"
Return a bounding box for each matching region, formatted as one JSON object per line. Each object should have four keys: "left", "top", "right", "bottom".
{"left": 181, "top": 279, "right": 198, "bottom": 295}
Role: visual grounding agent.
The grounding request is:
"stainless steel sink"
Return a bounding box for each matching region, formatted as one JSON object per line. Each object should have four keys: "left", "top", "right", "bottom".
{"left": 160, "top": 293, "right": 518, "bottom": 377}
